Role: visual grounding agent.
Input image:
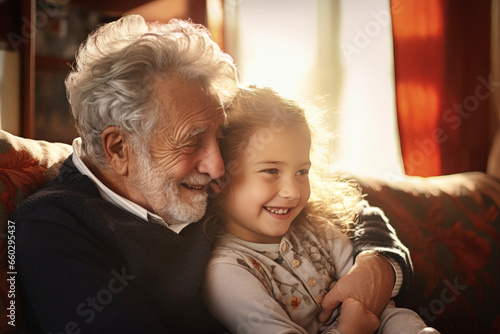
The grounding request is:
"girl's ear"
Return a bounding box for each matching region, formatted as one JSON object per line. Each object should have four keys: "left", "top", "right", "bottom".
{"left": 101, "top": 126, "right": 130, "bottom": 176}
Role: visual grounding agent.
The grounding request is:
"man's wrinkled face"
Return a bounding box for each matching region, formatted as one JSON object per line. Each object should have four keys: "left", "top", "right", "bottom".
{"left": 130, "top": 78, "right": 226, "bottom": 225}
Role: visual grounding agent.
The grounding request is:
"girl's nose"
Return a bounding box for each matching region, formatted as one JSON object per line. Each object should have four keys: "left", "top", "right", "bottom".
{"left": 278, "top": 178, "right": 300, "bottom": 200}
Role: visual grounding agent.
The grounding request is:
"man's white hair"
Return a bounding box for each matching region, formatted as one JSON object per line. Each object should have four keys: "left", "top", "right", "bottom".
{"left": 65, "top": 15, "right": 238, "bottom": 167}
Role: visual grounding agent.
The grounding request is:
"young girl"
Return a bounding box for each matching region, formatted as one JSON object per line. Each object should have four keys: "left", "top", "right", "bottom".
{"left": 202, "top": 86, "right": 439, "bottom": 334}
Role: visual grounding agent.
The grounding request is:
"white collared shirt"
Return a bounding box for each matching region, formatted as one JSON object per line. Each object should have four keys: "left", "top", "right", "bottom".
{"left": 71, "top": 138, "right": 190, "bottom": 234}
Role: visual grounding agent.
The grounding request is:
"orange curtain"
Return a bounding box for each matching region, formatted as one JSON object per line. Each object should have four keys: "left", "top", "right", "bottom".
{"left": 391, "top": 0, "right": 492, "bottom": 176}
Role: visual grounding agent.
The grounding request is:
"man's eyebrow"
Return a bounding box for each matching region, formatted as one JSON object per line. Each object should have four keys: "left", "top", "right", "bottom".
{"left": 188, "top": 127, "right": 207, "bottom": 138}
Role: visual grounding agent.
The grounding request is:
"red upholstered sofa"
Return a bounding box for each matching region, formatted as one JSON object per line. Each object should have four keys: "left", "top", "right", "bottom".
{"left": 357, "top": 172, "right": 500, "bottom": 333}
{"left": 1, "top": 129, "right": 499, "bottom": 334}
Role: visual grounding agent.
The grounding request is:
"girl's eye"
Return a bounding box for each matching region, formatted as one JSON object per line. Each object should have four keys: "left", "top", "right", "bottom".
{"left": 262, "top": 169, "right": 279, "bottom": 174}
{"left": 296, "top": 169, "right": 309, "bottom": 176}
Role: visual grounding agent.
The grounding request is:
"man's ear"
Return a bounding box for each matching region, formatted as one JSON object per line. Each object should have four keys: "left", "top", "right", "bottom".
{"left": 102, "top": 126, "right": 130, "bottom": 176}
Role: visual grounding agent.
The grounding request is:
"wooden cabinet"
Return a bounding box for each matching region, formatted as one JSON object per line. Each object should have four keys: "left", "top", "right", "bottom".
{"left": 14, "top": 0, "right": 212, "bottom": 143}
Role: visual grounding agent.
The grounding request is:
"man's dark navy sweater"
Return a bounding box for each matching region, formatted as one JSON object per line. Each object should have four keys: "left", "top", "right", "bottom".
{"left": 12, "top": 156, "right": 411, "bottom": 333}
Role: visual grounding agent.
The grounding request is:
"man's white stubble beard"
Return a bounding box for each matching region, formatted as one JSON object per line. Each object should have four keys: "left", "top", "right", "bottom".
{"left": 133, "top": 155, "right": 211, "bottom": 225}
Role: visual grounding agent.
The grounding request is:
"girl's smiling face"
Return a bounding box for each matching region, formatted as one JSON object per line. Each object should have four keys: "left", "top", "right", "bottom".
{"left": 221, "top": 127, "right": 311, "bottom": 243}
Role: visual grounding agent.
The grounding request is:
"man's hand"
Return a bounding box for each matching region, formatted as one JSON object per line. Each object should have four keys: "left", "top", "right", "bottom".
{"left": 318, "top": 250, "right": 395, "bottom": 322}
{"left": 336, "top": 298, "right": 379, "bottom": 334}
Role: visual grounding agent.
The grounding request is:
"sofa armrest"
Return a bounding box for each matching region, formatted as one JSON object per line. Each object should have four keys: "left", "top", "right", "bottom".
{"left": 0, "top": 130, "right": 73, "bottom": 222}
{"left": 355, "top": 171, "right": 500, "bottom": 333}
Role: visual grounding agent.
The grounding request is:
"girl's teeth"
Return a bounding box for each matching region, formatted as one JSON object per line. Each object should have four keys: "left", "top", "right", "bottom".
{"left": 267, "top": 207, "right": 289, "bottom": 214}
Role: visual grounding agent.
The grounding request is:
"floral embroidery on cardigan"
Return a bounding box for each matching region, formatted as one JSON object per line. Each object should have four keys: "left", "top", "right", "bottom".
{"left": 248, "top": 257, "right": 261, "bottom": 270}
{"left": 236, "top": 258, "right": 250, "bottom": 269}
{"left": 290, "top": 296, "right": 301, "bottom": 309}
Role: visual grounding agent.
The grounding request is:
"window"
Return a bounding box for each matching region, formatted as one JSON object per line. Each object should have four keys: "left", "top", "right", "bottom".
{"left": 224, "top": 0, "right": 404, "bottom": 178}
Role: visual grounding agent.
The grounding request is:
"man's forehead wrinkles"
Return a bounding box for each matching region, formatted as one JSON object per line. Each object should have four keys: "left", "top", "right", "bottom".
{"left": 182, "top": 109, "right": 225, "bottom": 140}
{"left": 182, "top": 105, "right": 224, "bottom": 122}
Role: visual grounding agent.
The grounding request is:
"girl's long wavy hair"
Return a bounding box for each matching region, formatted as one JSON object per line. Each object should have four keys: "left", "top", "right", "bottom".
{"left": 204, "top": 85, "right": 362, "bottom": 238}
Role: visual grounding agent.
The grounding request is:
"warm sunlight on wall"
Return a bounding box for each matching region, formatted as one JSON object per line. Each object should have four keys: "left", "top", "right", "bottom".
{"left": 335, "top": 0, "right": 404, "bottom": 178}
{"left": 225, "top": 0, "right": 318, "bottom": 99}
{"left": 224, "top": 0, "right": 404, "bottom": 178}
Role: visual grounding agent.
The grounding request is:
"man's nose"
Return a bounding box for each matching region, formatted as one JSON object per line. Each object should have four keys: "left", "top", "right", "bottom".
{"left": 197, "top": 139, "right": 225, "bottom": 179}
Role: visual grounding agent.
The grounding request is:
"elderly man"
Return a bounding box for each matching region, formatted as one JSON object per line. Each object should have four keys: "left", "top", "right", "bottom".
{"left": 12, "top": 15, "right": 411, "bottom": 333}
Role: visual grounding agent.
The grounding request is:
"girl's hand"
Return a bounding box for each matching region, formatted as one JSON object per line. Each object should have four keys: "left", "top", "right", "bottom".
{"left": 336, "top": 298, "right": 379, "bottom": 334}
